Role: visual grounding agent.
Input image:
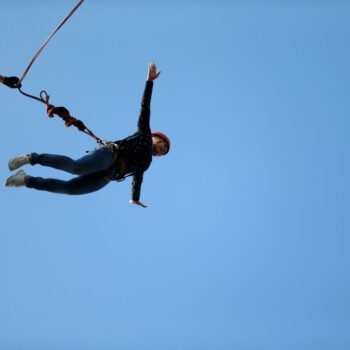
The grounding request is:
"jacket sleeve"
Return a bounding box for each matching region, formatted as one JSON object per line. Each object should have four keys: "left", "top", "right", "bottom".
{"left": 131, "top": 172, "right": 144, "bottom": 201}
{"left": 137, "top": 80, "right": 153, "bottom": 133}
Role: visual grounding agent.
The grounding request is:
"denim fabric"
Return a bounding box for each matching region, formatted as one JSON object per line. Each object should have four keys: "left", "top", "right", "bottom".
{"left": 30, "top": 148, "right": 114, "bottom": 175}
{"left": 26, "top": 148, "right": 114, "bottom": 195}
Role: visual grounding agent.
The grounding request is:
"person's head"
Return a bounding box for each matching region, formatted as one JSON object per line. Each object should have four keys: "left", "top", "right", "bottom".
{"left": 152, "top": 132, "right": 170, "bottom": 156}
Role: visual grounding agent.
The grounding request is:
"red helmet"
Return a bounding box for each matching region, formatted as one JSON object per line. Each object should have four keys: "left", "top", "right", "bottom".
{"left": 152, "top": 131, "right": 170, "bottom": 154}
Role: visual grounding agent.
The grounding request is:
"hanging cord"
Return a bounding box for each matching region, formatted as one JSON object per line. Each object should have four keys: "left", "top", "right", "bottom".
{"left": 18, "top": 0, "right": 85, "bottom": 86}
{"left": 16, "top": 0, "right": 106, "bottom": 145}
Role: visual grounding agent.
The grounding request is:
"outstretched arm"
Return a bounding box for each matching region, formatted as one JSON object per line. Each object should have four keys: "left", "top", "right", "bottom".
{"left": 137, "top": 62, "right": 161, "bottom": 133}
{"left": 129, "top": 172, "right": 148, "bottom": 208}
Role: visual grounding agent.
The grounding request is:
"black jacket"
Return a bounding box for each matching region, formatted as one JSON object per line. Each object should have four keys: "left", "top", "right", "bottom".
{"left": 109, "top": 81, "right": 154, "bottom": 201}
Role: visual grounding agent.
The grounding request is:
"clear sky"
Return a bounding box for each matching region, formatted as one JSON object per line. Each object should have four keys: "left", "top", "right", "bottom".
{"left": 1, "top": 1, "right": 349, "bottom": 349}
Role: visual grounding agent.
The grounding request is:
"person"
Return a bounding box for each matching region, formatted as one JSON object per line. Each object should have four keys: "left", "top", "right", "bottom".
{"left": 4, "top": 62, "right": 170, "bottom": 208}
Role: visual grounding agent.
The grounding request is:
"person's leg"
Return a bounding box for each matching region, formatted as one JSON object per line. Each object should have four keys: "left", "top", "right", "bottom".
{"left": 30, "top": 148, "right": 115, "bottom": 175}
{"left": 25, "top": 171, "right": 111, "bottom": 195}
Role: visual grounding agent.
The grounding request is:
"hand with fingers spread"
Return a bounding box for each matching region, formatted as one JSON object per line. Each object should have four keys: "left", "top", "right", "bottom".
{"left": 147, "top": 62, "right": 161, "bottom": 81}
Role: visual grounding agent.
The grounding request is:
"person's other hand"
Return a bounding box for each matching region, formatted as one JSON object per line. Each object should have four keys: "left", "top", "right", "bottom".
{"left": 129, "top": 199, "right": 148, "bottom": 208}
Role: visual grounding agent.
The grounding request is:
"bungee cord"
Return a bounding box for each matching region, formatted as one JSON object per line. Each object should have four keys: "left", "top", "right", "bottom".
{"left": 18, "top": 0, "right": 85, "bottom": 86}
{"left": 15, "top": 0, "right": 106, "bottom": 144}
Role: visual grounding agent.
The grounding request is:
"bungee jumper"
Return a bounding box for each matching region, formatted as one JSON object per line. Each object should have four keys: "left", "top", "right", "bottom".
{"left": 3, "top": 63, "right": 170, "bottom": 208}
{"left": 1, "top": 1, "right": 171, "bottom": 208}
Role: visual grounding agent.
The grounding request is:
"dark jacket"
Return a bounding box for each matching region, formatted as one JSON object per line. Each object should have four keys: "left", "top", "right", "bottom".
{"left": 106, "top": 80, "right": 154, "bottom": 201}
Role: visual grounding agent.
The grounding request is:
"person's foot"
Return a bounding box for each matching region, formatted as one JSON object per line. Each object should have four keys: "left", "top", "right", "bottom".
{"left": 8, "top": 154, "right": 31, "bottom": 171}
{"left": 5, "top": 170, "right": 28, "bottom": 187}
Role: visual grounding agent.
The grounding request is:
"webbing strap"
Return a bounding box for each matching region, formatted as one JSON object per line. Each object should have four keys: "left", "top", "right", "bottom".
{"left": 19, "top": 0, "right": 85, "bottom": 85}
{"left": 16, "top": 0, "right": 106, "bottom": 144}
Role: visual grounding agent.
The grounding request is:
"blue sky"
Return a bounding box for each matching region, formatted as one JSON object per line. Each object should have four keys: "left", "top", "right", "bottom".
{"left": 1, "top": 1, "right": 349, "bottom": 349}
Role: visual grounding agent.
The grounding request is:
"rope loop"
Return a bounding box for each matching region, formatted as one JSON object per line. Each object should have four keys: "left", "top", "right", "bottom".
{"left": 40, "top": 90, "right": 49, "bottom": 103}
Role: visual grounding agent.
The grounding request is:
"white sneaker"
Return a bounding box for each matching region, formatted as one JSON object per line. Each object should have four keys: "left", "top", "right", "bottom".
{"left": 5, "top": 170, "right": 28, "bottom": 187}
{"left": 8, "top": 154, "right": 31, "bottom": 171}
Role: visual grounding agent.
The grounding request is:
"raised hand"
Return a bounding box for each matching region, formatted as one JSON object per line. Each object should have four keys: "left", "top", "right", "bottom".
{"left": 147, "top": 62, "right": 161, "bottom": 81}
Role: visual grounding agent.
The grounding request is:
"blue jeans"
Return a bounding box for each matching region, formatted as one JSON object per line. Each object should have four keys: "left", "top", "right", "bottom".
{"left": 26, "top": 148, "right": 115, "bottom": 195}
